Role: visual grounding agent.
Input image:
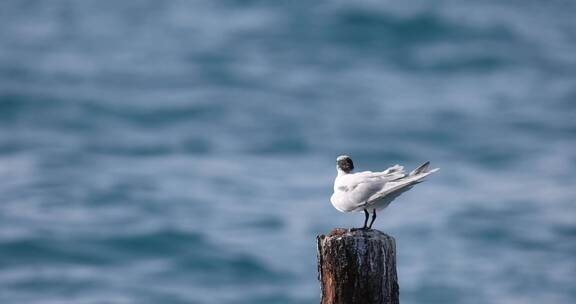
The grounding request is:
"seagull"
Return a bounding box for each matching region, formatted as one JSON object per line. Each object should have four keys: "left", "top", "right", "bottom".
{"left": 330, "top": 155, "right": 439, "bottom": 229}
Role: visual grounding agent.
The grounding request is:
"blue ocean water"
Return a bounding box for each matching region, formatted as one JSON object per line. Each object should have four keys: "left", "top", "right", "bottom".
{"left": 1, "top": 1, "right": 575, "bottom": 303}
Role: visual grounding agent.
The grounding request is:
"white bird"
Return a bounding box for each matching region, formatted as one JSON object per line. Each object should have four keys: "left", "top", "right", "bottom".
{"left": 330, "top": 155, "right": 439, "bottom": 229}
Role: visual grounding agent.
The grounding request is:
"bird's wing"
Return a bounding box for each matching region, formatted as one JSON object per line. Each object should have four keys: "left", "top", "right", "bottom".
{"left": 334, "top": 172, "right": 394, "bottom": 210}
{"left": 346, "top": 180, "right": 385, "bottom": 207}
{"left": 366, "top": 179, "right": 417, "bottom": 205}
{"left": 366, "top": 166, "right": 439, "bottom": 205}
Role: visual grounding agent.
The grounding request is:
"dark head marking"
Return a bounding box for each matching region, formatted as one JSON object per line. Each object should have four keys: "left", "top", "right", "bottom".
{"left": 336, "top": 155, "right": 354, "bottom": 173}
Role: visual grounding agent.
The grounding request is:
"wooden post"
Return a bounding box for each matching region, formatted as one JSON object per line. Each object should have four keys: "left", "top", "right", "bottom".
{"left": 317, "top": 228, "right": 399, "bottom": 304}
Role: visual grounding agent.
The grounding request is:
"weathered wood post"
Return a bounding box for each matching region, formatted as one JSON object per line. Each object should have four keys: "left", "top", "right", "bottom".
{"left": 317, "top": 228, "right": 399, "bottom": 304}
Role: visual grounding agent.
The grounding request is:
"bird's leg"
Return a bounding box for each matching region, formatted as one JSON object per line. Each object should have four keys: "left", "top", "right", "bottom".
{"left": 368, "top": 209, "right": 377, "bottom": 229}
{"left": 362, "top": 209, "right": 369, "bottom": 229}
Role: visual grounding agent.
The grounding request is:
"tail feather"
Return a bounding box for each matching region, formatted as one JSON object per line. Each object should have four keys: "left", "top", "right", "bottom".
{"left": 409, "top": 161, "right": 440, "bottom": 177}
{"left": 410, "top": 161, "right": 430, "bottom": 175}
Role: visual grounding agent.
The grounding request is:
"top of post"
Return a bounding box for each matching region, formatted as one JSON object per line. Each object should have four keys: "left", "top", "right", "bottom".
{"left": 318, "top": 228, "right": 395, "bottom": 243}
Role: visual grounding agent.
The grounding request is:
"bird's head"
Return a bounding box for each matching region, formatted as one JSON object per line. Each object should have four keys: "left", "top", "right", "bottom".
{"left": 336, "top": 155, "right": 354, "bottom": 174}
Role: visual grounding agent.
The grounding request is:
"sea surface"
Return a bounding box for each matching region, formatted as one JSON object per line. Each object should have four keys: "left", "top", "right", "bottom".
{"left": 1, "top": 1, "right": 575, "bottom": 303}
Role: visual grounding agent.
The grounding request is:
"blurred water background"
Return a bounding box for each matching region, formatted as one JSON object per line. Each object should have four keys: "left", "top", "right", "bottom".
{"left": 1, "top": 0, "right": 575, "bottom": 303}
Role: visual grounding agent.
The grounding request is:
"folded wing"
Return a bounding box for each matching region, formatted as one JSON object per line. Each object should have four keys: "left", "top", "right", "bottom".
{"left": 366, "top": 162, "right": 439, "bottom": 207}
{"left": 333, "top": 165, "right": 411, "bottom": 211}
